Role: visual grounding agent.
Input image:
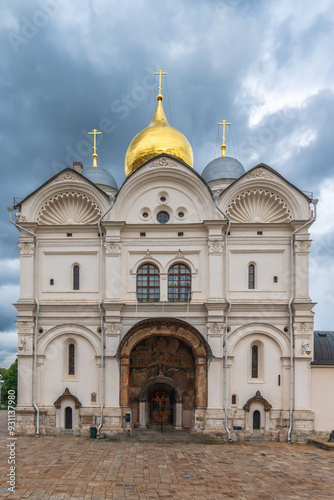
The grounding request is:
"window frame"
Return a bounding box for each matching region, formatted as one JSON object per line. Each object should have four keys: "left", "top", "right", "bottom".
{"left": 136, "top": 263, "right": 160, "bottom": 303}
{"left": 69, "top": 343, "right": 75, "bottom": 376}
{"left": 73, "top": 264, "right": 80, "bottom": 290}
{"left": 168, "top": 263, "right": 192, "bottom": 303}
{"left": 248, "top": 263, "right": 255, "bottom": 289}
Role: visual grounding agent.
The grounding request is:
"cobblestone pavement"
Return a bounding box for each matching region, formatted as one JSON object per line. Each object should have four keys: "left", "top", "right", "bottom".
{"left": 0, "top": 429, "right": 334, "bottom": 499}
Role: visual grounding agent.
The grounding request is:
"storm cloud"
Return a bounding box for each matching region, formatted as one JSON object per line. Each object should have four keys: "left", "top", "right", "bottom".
{"left": 1, "top": 0, "right": 334, "bottom": 365}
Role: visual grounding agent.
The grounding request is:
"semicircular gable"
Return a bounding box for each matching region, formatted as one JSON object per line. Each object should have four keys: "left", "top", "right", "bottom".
{"left": 37, "top": 192, "right": 102, "bottom": 225}
{"left": 112, "top": 157, "right": 216, "bottom": 223}
{"left": 226, "top": 190, "right": 291, "bottom": 223}
{"left": 219, "top": 164, "right": 312, "bottom": 221}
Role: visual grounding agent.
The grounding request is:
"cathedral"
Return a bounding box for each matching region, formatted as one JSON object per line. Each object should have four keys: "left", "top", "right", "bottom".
{"left": 10, "top": 73, "right": 334, "bottom": 442}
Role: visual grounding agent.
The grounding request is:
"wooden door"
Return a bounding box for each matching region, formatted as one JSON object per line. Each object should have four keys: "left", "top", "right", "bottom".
{"left": 151, "top": 390, "right": 169, "bottom": 425}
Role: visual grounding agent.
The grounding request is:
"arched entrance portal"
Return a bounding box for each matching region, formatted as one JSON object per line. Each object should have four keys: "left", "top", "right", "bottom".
{"left": 118, "top": 318, "right": 212, "bottom": 431}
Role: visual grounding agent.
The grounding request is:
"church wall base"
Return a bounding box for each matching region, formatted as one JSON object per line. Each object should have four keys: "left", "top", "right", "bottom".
{"left": 15, "top": 406, "right": 123, "bottom": 437}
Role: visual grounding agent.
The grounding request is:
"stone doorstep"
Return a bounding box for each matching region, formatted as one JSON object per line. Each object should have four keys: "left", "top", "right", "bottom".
{"left": 309, "top": 438, "right": 334, "bottom": 450}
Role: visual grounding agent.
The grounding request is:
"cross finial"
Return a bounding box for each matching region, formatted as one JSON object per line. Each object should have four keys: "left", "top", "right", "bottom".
{"left": 217, "top": 119, "right": 231, "bottom": 157}
{"left": 154, "top": 70, "right": 167, "bottom": 101}
{"left": 88, "top": 129, "right": 102, "bottom": 167}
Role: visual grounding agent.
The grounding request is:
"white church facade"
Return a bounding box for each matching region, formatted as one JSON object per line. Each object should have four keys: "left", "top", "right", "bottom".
{"left": 10, "top": 78, "right": 334, "bottom": 442}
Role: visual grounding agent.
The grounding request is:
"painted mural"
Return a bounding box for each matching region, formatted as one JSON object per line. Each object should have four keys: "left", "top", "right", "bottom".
{"left": 129, "top": 336, "right": 195, "bottom": 412}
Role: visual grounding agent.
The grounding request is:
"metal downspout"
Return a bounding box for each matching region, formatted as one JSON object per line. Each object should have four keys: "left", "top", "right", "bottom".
{"left": 287, "top": 200, "right": 318, "bottom": 443}
{"left": 97, "top": 196, "right": 115, "bottom": 437}
{"left": 214, "top": 200, "right": 232, "bottom": 443}
{"left": 8, "top": 208, "right": 40, "bottom": 437}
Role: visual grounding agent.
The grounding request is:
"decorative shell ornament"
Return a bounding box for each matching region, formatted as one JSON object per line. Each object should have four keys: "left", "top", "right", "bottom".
{"left": 37, "top": 192, "right": 102, "bottom": 225}
{"left": 226, "top": 190, "right": 291, "bottom": 223}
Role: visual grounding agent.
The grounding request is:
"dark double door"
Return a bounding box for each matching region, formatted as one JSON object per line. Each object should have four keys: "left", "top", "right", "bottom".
{"left": 151, "top": 390, "right": 170, "bottom": 425}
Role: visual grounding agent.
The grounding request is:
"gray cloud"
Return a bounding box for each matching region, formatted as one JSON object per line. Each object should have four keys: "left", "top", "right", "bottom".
{"left": 1, "top": 0, "right": 334, "bottom": 363}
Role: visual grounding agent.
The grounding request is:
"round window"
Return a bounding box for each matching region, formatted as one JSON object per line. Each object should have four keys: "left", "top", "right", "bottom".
{"left": 178, "top": 211, "right": 185, "bottom": 218}
{"left": 157, "top": 211, "right": 170, "bottom": 224}
{"left": 142, "top": 212, "right": 149, "bottom": 218}
{"left": 160, "top": 196, "right": 166, "bottom": 203}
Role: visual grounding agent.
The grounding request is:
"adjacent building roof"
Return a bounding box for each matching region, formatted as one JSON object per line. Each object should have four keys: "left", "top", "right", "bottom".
{"left": 313, "top": 331, "right": 334, "bottom": 365}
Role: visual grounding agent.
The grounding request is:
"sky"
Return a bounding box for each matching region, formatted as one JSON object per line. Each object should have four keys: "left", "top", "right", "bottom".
{"left": 0, "top": 0, "right": 334, "bottom": 367}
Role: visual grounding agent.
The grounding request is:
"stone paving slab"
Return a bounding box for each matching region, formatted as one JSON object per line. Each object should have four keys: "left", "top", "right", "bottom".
{"left": 0, "top": 432, "right": 334, "bottom": 499}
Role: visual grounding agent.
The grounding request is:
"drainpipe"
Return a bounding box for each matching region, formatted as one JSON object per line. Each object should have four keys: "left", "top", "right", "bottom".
{"left": 287, "top": 199, "right": 318, "bottom": 444}
{"left": 8, "top": 207, "right": 40, "bottom": 437}
{"left": 214, "top": 199, "right": 232, "bottom": 443}
{"left": 97, "top": 196, "right": 115, "bottom": 437}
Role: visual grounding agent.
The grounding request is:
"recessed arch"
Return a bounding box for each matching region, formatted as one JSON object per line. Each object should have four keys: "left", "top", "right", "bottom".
{"left": 118, "top": 318, "right": 212, "bottom": 359}
{"left": 139, "top": 378, "right": 182, "bottom": 402}
{"left": 38, "top": 325, "right": 100, "bottom": 357}
{"left": 229, "top": 324, "right": 289, "bottom": 358}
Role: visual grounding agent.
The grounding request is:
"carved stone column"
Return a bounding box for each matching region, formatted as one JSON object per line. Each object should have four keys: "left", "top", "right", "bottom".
{"left": 18, "top": 239, "right": 36, "bottom": 299}
{"left": 175, "top": 401, "right": 183, "bottom": 428}
{"left": 207, "top": 239, "right": 224, "bottom": 299}
{"left": 120, "top": 356, "right": 130, "bottom": 407}
{"left": 104, "top": 240, "right": 122, "bottom": 300}
{"left": 294, "top": 239, "right": 311, "bottom": 299}
{"left": 195, "top": 357, "right": 207, "bottom": 408}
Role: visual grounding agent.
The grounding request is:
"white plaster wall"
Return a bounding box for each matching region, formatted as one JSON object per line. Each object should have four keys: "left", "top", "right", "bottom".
{"left": 230, "top": 333, "right": 283, "bottom": 409}
{"left": 41, "top": 251, "right": 99, "bottom": 297}
{"left": 311, "top": 366, "right": 334, "bottom": 431}
{"left": 42, "top": 334, "right": 99, "bottom": 407}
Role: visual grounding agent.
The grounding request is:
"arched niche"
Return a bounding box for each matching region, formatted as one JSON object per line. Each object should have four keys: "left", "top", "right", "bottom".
{"left": 54, "top": 388, "right": 82, "bottom": 431}
{"left": 118, "top": 318, "right": 212, "bottom": 427}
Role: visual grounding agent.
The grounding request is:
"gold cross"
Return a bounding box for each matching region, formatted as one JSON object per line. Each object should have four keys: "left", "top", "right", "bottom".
{"left": 217, "top": 120, "right": 231, "bottom": 157}
{"left": 154, "top": 70, "right": 167, "bottom": 98}
{"left": 88, "top": 129, "right": 102, "bottom": 167}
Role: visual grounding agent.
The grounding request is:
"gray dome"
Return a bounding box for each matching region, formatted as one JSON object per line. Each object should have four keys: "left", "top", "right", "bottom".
{"left": 202, "top": 156, "right": 245, "bottom": 183}
{"left": 83, "top": 167, "right": 118, "bottom": 190}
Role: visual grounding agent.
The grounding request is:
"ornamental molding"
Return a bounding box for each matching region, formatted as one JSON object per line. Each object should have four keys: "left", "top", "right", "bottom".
{"left": 54, "top": 172, "right": 81, "bottom": 182}
{"left": 150, "top": 157, "right": 178, "bottom": 168}
{"left": 207, "top": 323, "right": 225, "bottom": 335}
{"left": 104, "top": 323, "right": 122, "bottom": 335}
{"left": 247, "top": 168, "right": 274, "bottom": 179}
{"left": 244, "top": 391, "right": 272, "bottom": 412}
{"left": 294, "top": 240, "right": 311, "bottom": 253}
{"left": 104, "top": 242, "right": 122, "bottom": 255}
{"left": 15, "top": 321, "right": 34, "bottom": 334}
{"left": 208, "top": 240, "right": 224, "bottom": 253}
{"left": 18, "top": 337, "right": 28, "bottom": 352}
{"left": 226, "top": 190, "right": 291, "bottom": 223}
{"left": 18, "top": 214, "right": 27, "bottom": 222}
{"left": 293, "top": 322, "right": 313, "bottom": 335}
{"left": 37, "top": 192, "right": 102, "bottom": 225}
{"left": 54, "top": 388, "right": 82, "bottom": 409}
{"left": 18, "top": 242, "right": 35, "bottom": 255}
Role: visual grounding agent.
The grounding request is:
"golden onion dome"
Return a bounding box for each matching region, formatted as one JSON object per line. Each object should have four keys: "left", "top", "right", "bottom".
{"left": 124, "top": 94, "right": 194, "bottom": 176}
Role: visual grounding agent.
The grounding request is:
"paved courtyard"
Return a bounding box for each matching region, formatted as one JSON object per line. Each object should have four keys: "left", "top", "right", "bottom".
{"left": 0, "top": 413, "right": 334, "bottom": 499}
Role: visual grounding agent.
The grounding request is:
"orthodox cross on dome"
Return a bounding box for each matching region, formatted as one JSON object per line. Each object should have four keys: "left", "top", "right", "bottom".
{"left": 88, "top": 129, "right": 102, "bottom": 167}
{"left": 154, "top": 70, "right": 167, "bottom": 101}
{"left": 217, "top": 119, "right": 231, "bottom": 157}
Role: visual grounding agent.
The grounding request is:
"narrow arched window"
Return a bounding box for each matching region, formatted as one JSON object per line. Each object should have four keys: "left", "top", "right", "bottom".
{"left": 248, "top": 264, "right": 255, "bottom": 289}
{"left": 137, "top": 264, "right": 160, "bottom": 302}
{"left": 231, "top": 394, "right": 237, "bottom": 405}
{"left": 251, "top": 345, "right": 258, "bottom": 378}
{"left": 168, "top": 264, "right": 191, "bottom": 302}
{"left": 69, "top": 343, "right": 75, "bottom": 375}
{"left": 73, "top": 265, "right": 79, "bottom": 290}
